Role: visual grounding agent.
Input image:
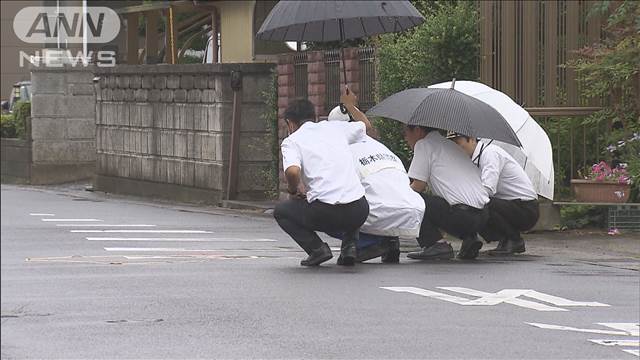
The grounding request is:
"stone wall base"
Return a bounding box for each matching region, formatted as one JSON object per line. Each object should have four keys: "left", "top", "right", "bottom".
{"left": 30, "top": 163, "right": 94, "bottom": 184}
{"left": 95, "top": 174, "right": 223, "bottom": 205}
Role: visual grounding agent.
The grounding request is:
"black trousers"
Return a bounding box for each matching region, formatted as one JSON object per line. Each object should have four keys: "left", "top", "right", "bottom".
{"left": 479, "top": 198, "right": 539, "bottom": 242}
{"left": 273, "top": 196, "right": 369, "bottom": 254}
{"left": 417, "top": 194, "right": 489, "bottom": 248}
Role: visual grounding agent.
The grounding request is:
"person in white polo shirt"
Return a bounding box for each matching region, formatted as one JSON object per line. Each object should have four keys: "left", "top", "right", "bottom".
{"left": 448, "top": 133, "right": 539, "bottom": 254}
{"left": 403, "top": 126, "right": 490, "bottom": 260}
{"left": 273, "top": 98, "right": 371, "bottom": 266}
{"left": 326, "top": 99, "right": 425, "bottom": 263}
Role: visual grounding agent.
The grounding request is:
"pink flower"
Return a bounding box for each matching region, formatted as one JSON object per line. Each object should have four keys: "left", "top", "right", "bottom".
{"left": 596, "top": 174, "right": 605, "bottom": 181}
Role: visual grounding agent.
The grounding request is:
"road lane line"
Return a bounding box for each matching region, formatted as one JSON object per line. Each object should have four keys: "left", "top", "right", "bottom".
{"left": 104, "top": 248, "right": 220, "bottom": 252}
{"left": 597, "top": 323, "right": 640, "bottom": 337}
{"left": 88, "top": 237, "right": 277, "bottom": 242}
{"left": 71, "top": 230, "right": 211, "bottom": 233}
{"left": 57, "top": 224, "right": 157, "bottom": 227}
{"left": 29, "top": 213, "right": 55, "bottom": 216}
{"left": 42, "top": 219, "right": 103, "bottom": 222}
{"left": 104, "top": 247, "right": 301, "bottom": 252}
{"left": 526, "top": 323, "right": 631, "bottom": 336}
{"left": 588, "top": 339, "right": 640, "bottom": 347}
{"left": 622, "top": 349, "right": 639, "bottom": 356}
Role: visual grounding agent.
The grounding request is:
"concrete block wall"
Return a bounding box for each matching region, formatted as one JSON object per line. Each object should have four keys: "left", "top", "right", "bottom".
{"left": 94, "top": 63, "right": 276, "bottom": 204}
{"left": 29, "top": 65, "right": 96, "bottom": 184}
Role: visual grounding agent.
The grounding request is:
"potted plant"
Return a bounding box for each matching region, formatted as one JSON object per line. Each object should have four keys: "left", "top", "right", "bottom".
{"left": 571, "top": 161, "right": 632, "bottom": 203}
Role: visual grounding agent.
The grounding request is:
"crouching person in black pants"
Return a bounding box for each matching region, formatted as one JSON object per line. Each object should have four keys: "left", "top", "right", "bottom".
{"left": 450, "top": 133, "right": 539, "bottom": 254}
{"left": 403, "top": 126, "right": 490, "bottom": 260}
{"left": 273, "top": 98, "right": 372, "bottom": 266}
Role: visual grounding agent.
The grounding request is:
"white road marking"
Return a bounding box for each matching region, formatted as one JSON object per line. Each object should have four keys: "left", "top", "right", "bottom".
{"left": 71, "top": 229, "right": 211, "bottom": 233}
{"left": 439, "top": 287, "right": 567, "bottom": 312}
{"left": 104, "top": 248, "right": 220, "bottom": 252}
{"left": 383, "top": 286, "right": 608, "bottom": 312}
{"left": 57, "top": 224, "right": 157, "bottom": 227}
{"left": 381, "top": 287, "right": 472, "bottom": 305}
{"left": 42, "top": 219, "right": 102, "bottom": 222}
{"left": 29, "top": 213, "right": 55, "bottom": 216}
{"left": 588, "top": 339, "right": 640, "bottom": 347}
{"left": 527, "top": 323, "right": 631, "bottom": 336}
{"left": 523, "top": 290, "right": 610, "bottom": 307}
{"left": 87, "top": 237, "right": 277, "bottom": 242}
{"left": 622, "top": 349, "right": 639, "bottom": 356}
{"left": 597, "top": 323, "right": 640, "bottom": 337}
{"left": 104, "top": 247, "right": 300, "bottom": 252}
{"left": 527, "top": 322, "right": 640, "bottom": 358}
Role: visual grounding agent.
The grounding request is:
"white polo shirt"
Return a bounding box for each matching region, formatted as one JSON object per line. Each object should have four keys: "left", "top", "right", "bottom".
{"left": 350, "top": 136, "right": 425, "bottom": 237}
{"left": 473, "top": 141, "right": 538, "bottom": 201}
{"left": 281, "top": 121, "right": 366, "bottom": 204}
{"left": 408, "top": 131, "right": 489, "bottom": 209}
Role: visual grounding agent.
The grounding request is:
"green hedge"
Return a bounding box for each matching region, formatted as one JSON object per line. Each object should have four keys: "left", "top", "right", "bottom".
{"left": 0, "top": 101, "right": 30, "bottom": 139}
{"left": 374, "top": 1, "right": 480, "bottom": 166}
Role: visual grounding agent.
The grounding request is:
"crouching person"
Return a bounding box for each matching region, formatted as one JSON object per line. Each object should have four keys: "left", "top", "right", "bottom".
{"left": 325, "top": 92, "right": 425, "bottom": 263}
{"left": 273, "top": 99, "right": 370, "bottom": 266}
{"left": 449, "top": 133, "right": 539, "bottom": 254}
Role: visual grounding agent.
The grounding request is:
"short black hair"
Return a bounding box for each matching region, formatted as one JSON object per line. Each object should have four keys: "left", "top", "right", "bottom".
{"left": 284, "top": 99, "right": 315, "bottom": 125}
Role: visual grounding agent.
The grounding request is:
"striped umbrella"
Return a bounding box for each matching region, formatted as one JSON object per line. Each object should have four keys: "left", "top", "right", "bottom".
{"left": 366, "top": 86, "right": 522, "bottom": 147}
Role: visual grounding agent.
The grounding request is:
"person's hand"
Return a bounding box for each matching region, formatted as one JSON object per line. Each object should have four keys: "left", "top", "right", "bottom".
{"left": 340, "top": 87, "right": 357, "bottom": 107}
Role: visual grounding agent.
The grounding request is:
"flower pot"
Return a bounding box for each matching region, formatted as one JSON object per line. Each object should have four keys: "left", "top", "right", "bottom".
{"left": 570, "top": 179, "right": 631, "bottom": 203}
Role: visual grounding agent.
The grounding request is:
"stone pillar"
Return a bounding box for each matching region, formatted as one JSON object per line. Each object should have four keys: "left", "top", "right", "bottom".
{"left": 307, "top": 50, "right": 325, "bottom": 118}
{"left": 29, "top": 65, "right": 96, "bottom": 184}
{"left": 277, "top": 54, "right": 294, "bottom": 196}
{"left": 343, "top": 48, "right": 360, "bottom": 97}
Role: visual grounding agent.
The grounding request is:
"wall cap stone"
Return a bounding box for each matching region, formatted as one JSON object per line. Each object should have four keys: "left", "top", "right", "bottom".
{"left": 95, "top": 63, "right": 275, "bottom": 75}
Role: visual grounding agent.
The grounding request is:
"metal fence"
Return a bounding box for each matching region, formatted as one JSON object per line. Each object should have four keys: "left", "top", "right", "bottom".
{"left": 479, "top": 0, "right": 603, "bottom": 108}
{"left": 324, "top": 49, "right": 341, "bottom": 111}
{"left": 480, "top": 0, "right": 608, "bottom": 184}
{"left": 293, "top": 52, "right": 308, "bottom": 99}
{"left": 358, "top": 47, "right": 376, "bottom": 111}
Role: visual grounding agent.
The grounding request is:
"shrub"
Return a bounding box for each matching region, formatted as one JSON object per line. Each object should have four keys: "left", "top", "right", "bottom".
{"left": 374, "top": 1, "right": 480, "bottom": 165}
{"left": 568, "top": 0, "right": 640, "bottom": 202}
{"left": 0, "top": 101, "right": 29, "bottom": 139}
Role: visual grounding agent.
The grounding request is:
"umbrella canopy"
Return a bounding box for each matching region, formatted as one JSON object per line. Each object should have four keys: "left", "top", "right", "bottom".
{"left": 256, "top": 1, "right": 424, "bottom": 42}
{"left": 366, "top": 87, "right": 522, "bottom": 147}
{"left": 429, "top": 81, "right": 554, "bottom": 200}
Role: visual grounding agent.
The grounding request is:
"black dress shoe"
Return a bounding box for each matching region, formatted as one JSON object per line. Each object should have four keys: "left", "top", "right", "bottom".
{"left": 357, "top": 242, "right": 389, "bottom": 262}
{"left": 381, "top": 238, "right": 400, "bottom": 264}
{"left": 457, "top": 234, "right": 483, "bottom": 259}
{"left": 300, "top": 243, "right": 333, "bottom": 266}
{"left": 407, "top": 241, "right": 454, "bottom": 260}
{"left": 337, "top": 243, "right": 356, "bottom": 266}
{"left": 487, "top": 236, "right": 526, "bottom": 255}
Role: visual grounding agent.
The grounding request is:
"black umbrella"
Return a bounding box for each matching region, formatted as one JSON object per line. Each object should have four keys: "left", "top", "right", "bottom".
{"left": 366, "top": 85, "right": 523, "bottom": 147}
{"left": 256, "top": 0, "right": 424, "bottom": 86}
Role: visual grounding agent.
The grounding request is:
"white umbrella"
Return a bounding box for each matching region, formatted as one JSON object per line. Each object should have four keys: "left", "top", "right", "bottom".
{"left": 429, "top": 81, "right": 554, "bottom": 200}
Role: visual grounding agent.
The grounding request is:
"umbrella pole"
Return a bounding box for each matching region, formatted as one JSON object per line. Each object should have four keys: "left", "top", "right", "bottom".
{"left": 341, "top": 48, "right": 348, "bottom": 92}
{"left": 339, "top": 19, "right": 348, "bottom": 92}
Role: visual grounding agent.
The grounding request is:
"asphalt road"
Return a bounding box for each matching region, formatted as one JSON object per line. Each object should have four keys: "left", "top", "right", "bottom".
{"left": 1, "top": 184, "right": 639, "bottom": 359}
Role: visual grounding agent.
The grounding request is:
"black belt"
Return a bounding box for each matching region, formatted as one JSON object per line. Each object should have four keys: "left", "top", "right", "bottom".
{"left": 452, "top": 203, "right": 484, "bottom": 212}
